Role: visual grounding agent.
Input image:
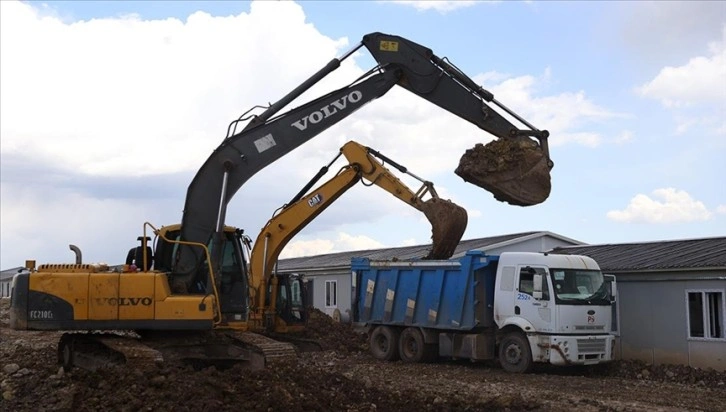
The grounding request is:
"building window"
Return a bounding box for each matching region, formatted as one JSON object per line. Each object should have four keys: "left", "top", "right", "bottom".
{"left": 325, "top": 280, "right": 337, "bottom": 308}
{"left": 687, "top": 290, "right": 724, "bottom": 340}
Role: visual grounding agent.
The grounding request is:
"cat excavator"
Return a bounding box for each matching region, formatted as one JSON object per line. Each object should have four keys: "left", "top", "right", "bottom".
{"left": 248, "top": 140, "right": 467, "bottom": 336}
{"left": 9, "top": 32, "right": 551, "bottom": 370}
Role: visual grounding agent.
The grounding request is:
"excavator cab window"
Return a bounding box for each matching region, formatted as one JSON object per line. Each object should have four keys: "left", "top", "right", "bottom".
{"left": 275, "top": 274, "right": 307, "bottom": 325}
{"left": 217, "top": 231, "right": 249, "bottom": 318}
{"left": 153, "top": 229, "right": 181, "bottom": 273}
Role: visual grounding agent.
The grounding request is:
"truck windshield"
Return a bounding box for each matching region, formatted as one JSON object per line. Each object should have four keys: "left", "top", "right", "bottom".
{"left": 550, "top": 269, "right": 610, "bottom": 305}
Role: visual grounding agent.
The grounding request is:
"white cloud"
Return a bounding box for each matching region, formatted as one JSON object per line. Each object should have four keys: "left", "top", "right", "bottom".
{"left": 400, "top": 238, "right": 418, "bottom": 247}
{"left": 0, "top": 181, "right": 178, "bottom": 267}
{"left": 475, "top": 71, "right": 629, "bottom": 149}
{"left": 383, "top": 1, "right": 483, "bottom": 13}
{"left": 613, "top": 130, "right": 634, "bottom": 145}
{"left": 0, "top": 1, "right": 350, "bottom": 177}
{"left": 0, "top": 0, "right": 619, "bottom": 182}
{"left": 606, "top": 188, "right": 713, "bottom": 224}
{"left": 636, "top": 26, "right": 726, "bottom": 107}
{"left": 280, "top": 232, "right": 385, "bottom": 258}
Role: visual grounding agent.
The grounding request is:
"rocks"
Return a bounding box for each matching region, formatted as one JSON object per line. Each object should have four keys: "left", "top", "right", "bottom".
{"left": 3, "top": 363, "right": 19, "bottom": 375}
{"left": 149, "top": 375, "right": 166, "bottom": 387}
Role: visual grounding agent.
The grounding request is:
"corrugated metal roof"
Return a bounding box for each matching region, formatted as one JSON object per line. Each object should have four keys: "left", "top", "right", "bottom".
{"left": 551, "top": 237, "right": 726, "bottom": 272}
{"left": 278, "top": 231, "right": 544, "bottom": 271}
{"left": 1, "top": 267, "right": 24, "bottom": 281}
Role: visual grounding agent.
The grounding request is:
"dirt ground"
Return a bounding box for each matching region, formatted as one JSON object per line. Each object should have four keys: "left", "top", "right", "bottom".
{"left": 2, "top": 299, "right": 725, "bottom": 411}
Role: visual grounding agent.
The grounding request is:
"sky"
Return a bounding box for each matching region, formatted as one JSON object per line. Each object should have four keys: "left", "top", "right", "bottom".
{"left": 1, "top": 0, "right": 725, "bottom": 269}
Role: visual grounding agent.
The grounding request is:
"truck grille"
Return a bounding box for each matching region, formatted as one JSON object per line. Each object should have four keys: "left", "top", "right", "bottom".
{"left": 574, "top": 325, "right": 605, "bottom": 331}
{"left": 577, "top": 338, "right": 606, "bottom": 353}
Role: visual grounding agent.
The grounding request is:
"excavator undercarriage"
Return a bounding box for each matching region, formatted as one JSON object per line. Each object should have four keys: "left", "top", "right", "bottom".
{"left": 57, "top": 330, "right": 297, "bottom": 372}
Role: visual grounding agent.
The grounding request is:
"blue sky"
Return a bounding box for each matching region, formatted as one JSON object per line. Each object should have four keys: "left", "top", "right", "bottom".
{"left": 1, "top": 1, "right": 724, "bottom": 269}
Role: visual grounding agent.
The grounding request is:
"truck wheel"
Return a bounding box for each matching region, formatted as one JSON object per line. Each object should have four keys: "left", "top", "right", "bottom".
{"left": 498, "top": 332, "right": 532, "bottom": 373}
{"left": 399, "top": 327, "right": 431, "bottom": 363}
{"left": 369, "top": 326, "right": 400, "bottom": 361}
{"left": 58, "top": 335, "right": 75, "bottom": 372}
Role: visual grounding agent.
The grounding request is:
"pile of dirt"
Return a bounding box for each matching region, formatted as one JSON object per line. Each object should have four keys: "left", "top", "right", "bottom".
{"left": 456, "top": 138, "right": 551, "bottom": 206}
{"left": 594, "top": 359, "right": 726, "bottom": 387}
{"left": 419, "top": 197, "right": 468, "bottom": 260}
{"left": 291, "top": 308, "right": 368, "bottom": 353}
{"left": 1, "top": 345, "right": 434, "bottom": 412}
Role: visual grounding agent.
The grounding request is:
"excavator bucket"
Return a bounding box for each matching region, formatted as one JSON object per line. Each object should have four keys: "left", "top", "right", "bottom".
{"left": 420, "top": 198, "right": 468, "bottom": 259}
{"left": 455, "top": 138, "right": 552, "bottom": 207}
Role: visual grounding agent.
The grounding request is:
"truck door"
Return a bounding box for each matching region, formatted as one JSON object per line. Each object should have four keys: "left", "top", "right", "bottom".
{"left": 515, "top": 266, "right": 553, "bottom": 332}
{"left": 604, "top": 274, "right": 618, "bottom": 335}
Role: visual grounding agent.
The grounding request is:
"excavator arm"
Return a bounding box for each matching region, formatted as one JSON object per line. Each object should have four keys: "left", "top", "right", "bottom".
{"left": 174, "top": 32, "right": 550, "bottom": 291}
{"left": 248, "top": 141, "right": 467, "bottom": 325}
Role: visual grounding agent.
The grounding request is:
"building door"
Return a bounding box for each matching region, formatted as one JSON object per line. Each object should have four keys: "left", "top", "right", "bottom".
{"left": 304, "top": 278, "right": 314, "bottom": 309}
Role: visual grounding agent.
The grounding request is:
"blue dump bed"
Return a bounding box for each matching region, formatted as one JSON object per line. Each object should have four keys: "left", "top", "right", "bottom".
{"left": 351, "top": 251, "right": 499, "bottom": 331}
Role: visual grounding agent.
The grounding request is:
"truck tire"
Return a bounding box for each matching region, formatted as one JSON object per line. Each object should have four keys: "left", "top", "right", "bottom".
{"left": 399, "top": 327, "right": 436, "bottom": 363}
{"left": 498, "top": 332, "right": 532, "bottom": 373}
{"left": 369, "top": 326, "right": 400, "bottom": 361}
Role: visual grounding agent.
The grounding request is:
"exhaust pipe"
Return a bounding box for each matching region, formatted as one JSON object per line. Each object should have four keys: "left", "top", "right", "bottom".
{"left": 69, "top": 244, "right": 82, "bottom": 264}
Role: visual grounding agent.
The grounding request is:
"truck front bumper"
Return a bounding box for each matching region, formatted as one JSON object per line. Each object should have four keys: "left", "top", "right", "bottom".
{"left": 529, "top": 334, "right": 614, "bottom": 366}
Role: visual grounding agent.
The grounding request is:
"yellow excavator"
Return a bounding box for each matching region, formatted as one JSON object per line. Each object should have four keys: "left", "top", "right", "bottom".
{"left": 9, "top": 140, "right": 465, "bottom": 370}
{"left": 9, "top": 32, "right": 552, "bottom": 370}
{"left": 248, "top": 140, "right": 467, "bottom": 335}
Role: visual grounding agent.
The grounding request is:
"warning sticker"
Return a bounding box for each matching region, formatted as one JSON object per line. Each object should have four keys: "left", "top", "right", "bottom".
{"left": 254, "top": 134, "right": 276, "bottom": 153}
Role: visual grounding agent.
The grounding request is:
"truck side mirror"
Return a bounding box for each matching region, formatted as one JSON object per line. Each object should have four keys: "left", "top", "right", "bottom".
{"left": 533, "top": 273, "right": 543, "bottom": 300}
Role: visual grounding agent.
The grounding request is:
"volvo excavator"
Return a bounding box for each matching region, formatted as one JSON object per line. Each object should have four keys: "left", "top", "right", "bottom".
{"left": 9, "top": 140, "right": 465, "bottom": 370}
{"left": 9, "top": 32, "right": 552, "bottom": 370}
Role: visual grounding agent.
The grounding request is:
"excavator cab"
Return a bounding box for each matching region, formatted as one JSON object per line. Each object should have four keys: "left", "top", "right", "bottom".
{"left": 151, "top": 225, "right": 251, "bottom": 323}
{"left": 270, "top": 273, "right": 308, "bottom": 331}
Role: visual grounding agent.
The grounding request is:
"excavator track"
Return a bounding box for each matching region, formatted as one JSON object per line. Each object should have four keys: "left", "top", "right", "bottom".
{"left": 225, "top": 331, "right": 298, "bottom": 365}
{"left": 95, "top": 335, "right": 164, "bottom": 369}
{"left": 59, "top": 332, "right": 163, "bottom": 372}
{"left": 58, "top": 330, "right": 297, "bottom": 372}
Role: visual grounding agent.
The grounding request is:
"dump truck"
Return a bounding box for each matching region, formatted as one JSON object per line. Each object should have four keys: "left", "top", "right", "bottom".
{"left": 352, "top": 250, "right": 615, "bottom": 373}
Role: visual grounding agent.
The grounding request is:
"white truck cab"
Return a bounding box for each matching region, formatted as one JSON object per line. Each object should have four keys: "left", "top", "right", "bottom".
{"left": 493, "top": 252, "right": 615, "bottom": 368}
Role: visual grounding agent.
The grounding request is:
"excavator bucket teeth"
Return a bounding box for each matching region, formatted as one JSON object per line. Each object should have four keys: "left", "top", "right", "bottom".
{"left": 420, "top": 198, "right": 468, "bottom": 260}
{"left": 455, "top": 138, "right": 552, "bottom": 207}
